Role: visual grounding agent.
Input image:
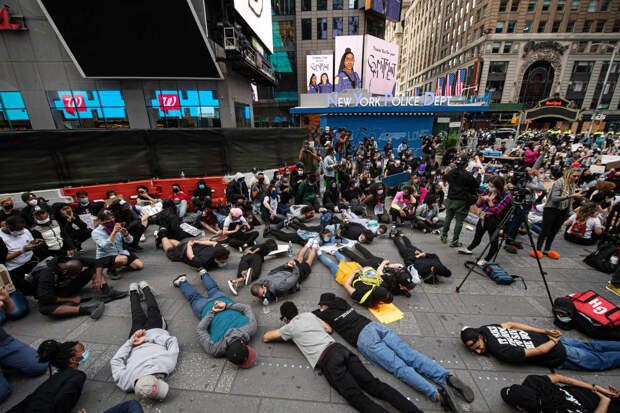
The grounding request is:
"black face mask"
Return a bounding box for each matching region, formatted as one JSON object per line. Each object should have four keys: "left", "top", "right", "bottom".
{"left": 173, "top": 188, "right": 179, "bottom": 193}
{"left": 2, "top": 204, "right": 12, "bottom": 210}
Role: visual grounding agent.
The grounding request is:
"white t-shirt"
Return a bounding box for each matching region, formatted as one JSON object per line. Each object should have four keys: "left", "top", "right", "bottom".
{"left": 0, "top": 229, "right": 34, "bottom": 270}
{"left": 278, "top": 312, "right": 334, "bottom": 368}
{"left": 263, "top": 195, "right": 278, "bottom": 213}
{"left": 566, "top": 214, "right": 601, "bottom": 239}
{"left": 223, "top": 216, "right": 248, "bottom": 231}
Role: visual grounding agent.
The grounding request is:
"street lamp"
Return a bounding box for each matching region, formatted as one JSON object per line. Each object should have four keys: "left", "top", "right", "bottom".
{"left": 586, "top": 42, "right": 618, "bottom": 140}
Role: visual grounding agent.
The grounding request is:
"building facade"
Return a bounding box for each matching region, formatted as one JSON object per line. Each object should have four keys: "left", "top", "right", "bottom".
{"left": 396, "top": 0, "right": 620, "bottom": 128}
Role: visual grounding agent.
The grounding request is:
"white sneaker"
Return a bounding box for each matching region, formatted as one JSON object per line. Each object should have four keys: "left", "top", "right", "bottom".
{"left": 138, "top": 280, "right": 150, "bottom": 291}
{"left": 477, "top": 259, "right": 487, "bottom": 267}
{"left": 139, "top": 234, "right": 147, "bottom": 243}
{"left": 316, "top": 248, "right": 323, "bottom": 256}
{"left": 172, "top": 274, "right": 188, "bottom": 287}
{"left": 313, "top": 238, "right": 320, "bottom": 249}
{"left": 227, "top": 280, "right": 239, "bottom": 295}
{"left": 129, "top": 282, "right": 139, "bottom": 293}
{"left": 198, "top": 268, "right": 207, "bottom": 276}
{"left": 458, "top": 247, "right": 473, "bottom": 255}
{"left": 245, "top": 268, "right": 252, "bottom": 286}
{"left": 305, "top": 239, "right": 314, "bottom": 249}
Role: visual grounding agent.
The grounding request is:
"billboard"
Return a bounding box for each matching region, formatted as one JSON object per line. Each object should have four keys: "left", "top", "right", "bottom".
{"left": 334, "top": 35, "right": 364, "bottom": 92}
{"left": 234, "top": 0, "right": 274, "bottom": 53}
{"left": 363, "top": 35, "right": 399, "bottom": 95}
{"left": 306, "top": 54, "right": 334, "bottom": 94}
{"left": 365, "top": 0, "right": 402, "bottom": 22}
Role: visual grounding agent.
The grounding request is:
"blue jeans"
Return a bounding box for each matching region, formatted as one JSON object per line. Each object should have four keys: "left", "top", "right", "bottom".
{"left": 0, "top": 290, "right": 29, "bottom": 325}
{"left": 214, "top": 212, "right": 226, "bottom": 226}
{"left": 103, "top": 400, "right": 144, "bottom": 413}
{"left": 179, "top": 272, "right": 227, "bottom": 319}
{"left": 507, "top": 203, "right": 530, "bottom": 240}
{"left": 277, "top": 204, "right": 291, "bottom": 215}
{"left": 176, "top": 199, "right": 188, "bottom": 218}
{"left": 560, "top": 337, "right": 620, "bottom": 371}
{"left": 262, "top": 211, "right": 285, "bottom": 229}
{"left": 318, "top": 251, "right": 347, "bottom": 277}
{"left": 357, "top": 322, "right": 449, "bottom": 401}
{"left": 0, "top": 336, "right": 48, "bottom": 402}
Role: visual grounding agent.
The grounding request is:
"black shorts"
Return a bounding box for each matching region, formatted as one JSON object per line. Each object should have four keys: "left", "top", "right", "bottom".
{"left": 95, "top": 253, "right": 139, "bottom": 269}
{"left": 297, "top": 261, "right": 311, "bottom": 282}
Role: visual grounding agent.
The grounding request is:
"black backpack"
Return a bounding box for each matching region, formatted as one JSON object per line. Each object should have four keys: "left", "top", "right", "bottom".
{"left": 584, "top": 241, "right": 619, "bottom": 273}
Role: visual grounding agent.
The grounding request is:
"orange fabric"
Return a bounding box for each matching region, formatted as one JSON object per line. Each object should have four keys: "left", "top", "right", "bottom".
{"left": 334, "top": 261, "right": 362, "bottom": 285}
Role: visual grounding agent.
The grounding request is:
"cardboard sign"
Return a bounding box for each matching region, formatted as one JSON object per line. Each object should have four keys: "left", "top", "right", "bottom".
{"left": 0, "top": 265, "right": 16, "bottom": 294}
{"left": 590, "top": 165, "right": 606, "bottom": 174}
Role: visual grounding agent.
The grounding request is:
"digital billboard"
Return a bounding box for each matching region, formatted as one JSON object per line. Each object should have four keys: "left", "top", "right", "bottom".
{"left": 334, "top": 35, "right": 364, "bottom": 92}
{"left": 365, "top": 0, "right": 402, "bottom": 22}
{"left": 363, "top": 35, "right": 399, "bottom": 95}
{"left": 306, "top": 54, "right": 334, "bottom": 94}
{"left": 234, "top": 0, "right": 274, "bottom": 53}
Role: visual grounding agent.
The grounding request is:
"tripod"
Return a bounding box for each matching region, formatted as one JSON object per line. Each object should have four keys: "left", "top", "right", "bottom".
{"left": 455, "top": 200, "right": 554, "bottom": 306}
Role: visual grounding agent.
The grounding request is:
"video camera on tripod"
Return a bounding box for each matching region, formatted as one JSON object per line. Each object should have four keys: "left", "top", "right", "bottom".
{"left": 509, "top": 169, "right": 532, "bottom": 205}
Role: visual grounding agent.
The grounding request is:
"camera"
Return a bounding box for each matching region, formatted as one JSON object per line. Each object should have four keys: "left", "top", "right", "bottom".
{"left": 510, "top": 170, "right": 531, "bottom": 204}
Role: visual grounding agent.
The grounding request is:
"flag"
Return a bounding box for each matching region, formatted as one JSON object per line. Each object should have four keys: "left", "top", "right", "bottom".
{"left": 436, "top": 77, "right": 445, "bottom": 96}
{"left": 455, "top": 69, "right": 467, "bottom": 96}
{"left": 414, "top": 87, "right": 421, "bottom": 97}
{"left": 446, "top": 73, "right": 455, "bottom": 96}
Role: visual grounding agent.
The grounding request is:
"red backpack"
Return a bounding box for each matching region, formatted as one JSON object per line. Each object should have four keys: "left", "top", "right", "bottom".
{"left": 568, "top": 291, "right": 620, "bottom": 328}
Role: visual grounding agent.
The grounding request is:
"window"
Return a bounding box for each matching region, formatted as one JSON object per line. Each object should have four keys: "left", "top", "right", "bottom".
{"left": 348, "top": 0, "right": 356, "bottom": 8}
{"left": 317, "top": 0, "right": 327, "bottom": 10}
{"left": 566, "top": 20, "right": 575, "bottom": 32}
{"left": 588, "top": 0, "right": 598, "bottom": 11}
{"left": 301, "top": 19, "right": 312, "bottom": 39}
{"left": 557, "top": 0, "right": 566, "bottom": 10}
{"left": 489, "top": 62, "right": 508, "bottom": 73}
{"left": 499, "top": 0, "right": 508, "bottom": 11}
{"left": 273, "top": 0, "right": 296, "bottom": 15}
{"left": 483, "top": 5, "right": 487, "bottom": 15}
{"left": 274, "top": 20, "right": 295, "bottom": 48}
{"left": 595, "top": 20, "right": 606, "bottom": 32}
{"left": 0, "top": 91, "right": 31, "bottom": 130}
{"left": 144, "top": 87, "right": 220, "bottom": 128}
{"left": 528, "top": 0, "right": 536, "bottom": 11}
{"left": 317, "top": 18, "right": 327, "bottom": 39}
{"left": 567, "top": 61, "right": 593, "bottom": 108}
{"left": 601, "top": 0, "right": 611, "bottom": 10}
{"left": 542, "top": 0, "right": 550, "bottom": 10}
{"left": 496, "top": 21, "right": 505, "bottom": 32}
{"left": 348, "top": 16, "right": 359, "bottom": 34}
{"left": 524, "top": 21, "right": 533, "bottom": 31}
{"left": 333, "top": 17, "right": 343, "bottom": 37}
{"left": 302, "top": 0, "right": 311, "bottom": 11}
{"left": 537, "top": 20, "right": 547, "bottom": 32}
{"left": 552, "top": 20, "right": 561, "bottom": 32}
{"left": 503, "top": 41, "right": 512, "bottom": 52}
{"left": 614, "top": 20, "right": 620, "bottom": 32}
{"left": 492, "top": 42, "right": 501, "bottom": 53}
{"left": 571, "top": 0, "right": 580, "bottom": 10}
{"left": 511, "top": 0, "right": 520, "bottom": 11}
{"left": 507, "top": 21, "right": 516, "bottom": 32}
{"left": 333, "top": 0, "right": 343, "bottom": 9}
{"left": 49, "top": 89, "right": 129, "bottom": 129}
{"left": 584, "top": 20, "right": 593, "bottom": 32}
{"left": 476, "top": 8, "right": 482, "bottom": 21}
{"left": 590, "top": 43, "right": 599, "bottom": 53}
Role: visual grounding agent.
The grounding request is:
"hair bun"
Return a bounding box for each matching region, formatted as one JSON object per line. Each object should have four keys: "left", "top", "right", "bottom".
{"left": 37, "top": 339, "right": 60, "bottom": 363}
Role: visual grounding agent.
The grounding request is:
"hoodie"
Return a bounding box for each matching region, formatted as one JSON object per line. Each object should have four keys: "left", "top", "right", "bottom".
{"left": 196, "top": 302, "right": 257, "bottom": 357}
{"left": 258, "top": 263, "right": 303, "bottom": 301}
{"left": 110, "top": 328, "right": 179, "bottom": 393}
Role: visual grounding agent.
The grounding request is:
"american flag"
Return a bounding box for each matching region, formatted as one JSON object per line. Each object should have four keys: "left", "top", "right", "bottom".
{"left": 455, "top": 68, "right": 467, "bottom": 96}
{"left": 436, "top": 77, "right": 445, "bottom": 96}
{"left": 414, "top": 87, "right": 421, "bottom": 97}
{"left": 446, "top": 73, "right": 455, "bottom": 96}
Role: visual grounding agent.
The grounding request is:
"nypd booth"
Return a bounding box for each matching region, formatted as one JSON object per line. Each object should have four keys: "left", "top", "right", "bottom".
{"left": 291, "top": 90, "right": 489, "bottom": 156}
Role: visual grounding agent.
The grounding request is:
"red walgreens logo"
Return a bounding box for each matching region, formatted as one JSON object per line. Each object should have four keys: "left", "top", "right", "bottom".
{"left": 158, "top": 94, "right": 180, "bottom": 114}
{"left": 61, "top": 94, "right": 87, "bottom": 115}
{"left": 0, "top": 7, "right": 19, "bottom": 30}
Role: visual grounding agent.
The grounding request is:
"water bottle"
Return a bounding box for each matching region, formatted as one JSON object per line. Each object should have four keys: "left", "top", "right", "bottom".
{"left": 180, "top": 169, "right": 185, "bottom": 178}
{"left": 288, "top": 241, "right": 294, "bottom": 257}
{"left": 263, "top": 297, "right": 270, "bottom": 314}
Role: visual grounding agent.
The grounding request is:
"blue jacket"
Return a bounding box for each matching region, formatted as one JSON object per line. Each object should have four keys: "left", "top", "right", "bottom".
{"left": 334, "top": 70, "right": 361, "bottom": 92}
{"left": 92, "top": 225, "right": 133, "bottom": 259}
{"left": 319, "top": 83, "right": 333, "bottom": 93}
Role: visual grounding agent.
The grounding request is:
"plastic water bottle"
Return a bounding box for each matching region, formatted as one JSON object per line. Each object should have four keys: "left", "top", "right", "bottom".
{"left": 288, "top": 241, "right": 294, "bottom": 257}
{"left": 263, "top": 298, "right": 270, "bottom": 314}
{"left": 180, "top": 169, "right": 185, "bottom": 178}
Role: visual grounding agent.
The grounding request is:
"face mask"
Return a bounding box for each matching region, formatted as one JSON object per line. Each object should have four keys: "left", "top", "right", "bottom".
{"left": 10, "top": 229, "right": 24, "bottom": 237}
{"left": 358, "top": 235, "right": 364, "bottom": 242}
{"left": 2, "top": 204, "right": 12, "bottom": 210}
{"left": 102, "top": 220, "right": 116, "bottom": 234}
{"left": 172, "top": 188, "right": 179, "bottom": 193}
{"left": 367, "top": 180, "right": 371, "bottom": 184}
{"left": 28, "top": 199, "right": 38, "bottom": 206}
{"left": 556, "top": 315, "right": 572, "bottom": 323}
{"left": 217, "top": 262, "right": 228, "bottom": 268}
{"left": 323, "top": 236, "right": 331, "bottom": 243}
{"left": 308, "top": 142, "right": 314, "bottom": 148}
{"left": 35, "top": 217, "right": 50, "bottom": 225}
{"left": 544, "top": 174, "right": 551, "bottom": 179}
{"left": 285, "top": 171, "right": 290, "bottom": 175}
{"left": 198, "top": 184, "right": 205, "bottom": 189}
{"left": 298, "top": 170, "right": 303, "bottom": 175}
{"left": 79, "top": 198, "right": 89, "bottom": 204}
{"left": 270, "top": 190, "right": 278, "bottom": 199}
{"left": 78, "top": 349, "right": 89, "bottom": 365}
{"left": 377, "top": 190, "right": 383, "bottom": 195}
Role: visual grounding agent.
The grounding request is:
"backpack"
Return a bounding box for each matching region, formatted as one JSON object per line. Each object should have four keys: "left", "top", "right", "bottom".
{"left": 584, "top": 242, "right": 619, "bottom": 273}
{"left": 320, "top": 212, "right": 333, "bottom": 229}
{"left": 554, "top": 291, "right": 620, "bottom": 329}
{"left": 465, "top": 261, "right": 526, "bottom": 288}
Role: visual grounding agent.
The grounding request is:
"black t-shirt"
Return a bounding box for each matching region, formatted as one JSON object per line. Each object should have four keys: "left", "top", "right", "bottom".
{"left": 350, "top": 280, "right": 387, "bottom": 308}
{"left": 386, "top": 165, "right": 404, "bottom": 176}
{"left": 340, "top": 222, "right": 364, "bottom": 240}
{"left": 312, "top": 297, "right": 371, "bottom": 347}
{"left": 8, "top": 368, "right": 86, "bottom": 413}
{"left": 481, "top": 325, "right": 566, "bottom": 367}
{"left": 343, "top": 188, "right": 361, "bottom": 202}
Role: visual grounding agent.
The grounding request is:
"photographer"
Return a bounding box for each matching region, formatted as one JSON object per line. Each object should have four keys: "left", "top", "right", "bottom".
{"left": 298, "top": 139, "right": 320, "bottom": 181}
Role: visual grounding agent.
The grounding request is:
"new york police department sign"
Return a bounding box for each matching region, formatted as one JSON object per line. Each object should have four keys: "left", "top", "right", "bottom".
{"left": 327, "top": 92, "right": 456, "bottom": 108}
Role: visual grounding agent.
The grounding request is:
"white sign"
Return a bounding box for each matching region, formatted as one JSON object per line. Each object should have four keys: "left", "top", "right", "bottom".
{"left": 234, "top": 0, "right": 273, "bottom": 53}
{"left": 363, "top": 35, "right": 399, "bottom": 95}
{"left": 590, "top": 165, "right": 606, "bottom": 174}
{"left": 306, "top": 54, "right": 334, "bottom": 94}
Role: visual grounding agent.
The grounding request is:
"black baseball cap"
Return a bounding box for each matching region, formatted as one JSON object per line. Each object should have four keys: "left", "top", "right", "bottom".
{"left": 318, "top": 293, "right": 336, "bottom": 306}
{"left": 225, "top": 339, "right": 256, "bottom": 369}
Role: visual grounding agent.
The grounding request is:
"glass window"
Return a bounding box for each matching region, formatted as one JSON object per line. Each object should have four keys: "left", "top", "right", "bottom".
{"left": 566, "top": 20, "right": 575, "bottom": 32}
{"left": 301, "top": 18, "right": 312, "bottom": 40}
{"left": 302, "top": 0, "right": 311, "bottom": 11}
{"left": 503, "top": 42, "right": 512, "bottom": 53}
{"left": 614, "top": 20, "right": 620, "bottom": 32}
{"left": 317, "top": 17, "right": 327, "bottom": 39}
{"left": 144, "top": 87, "right": 220, "bottom": 128}
{"left": 273, "top": 0, "right": 296, "bottom": 15}
{"left": 537, "top": 20, "right": 546, "bottom": 32}
{"left": 542, "top": 0, "right": 550, "bottom": 10}
{"left": 507, "top": 21, "right": 516, "bottom": 32}
{"left": 273, "top": 20, "right": 295, "bottom": 48}
{"left": 557, "top": 0, "right": 566, "bottom": 10}
{"left": 552, "top": 20, "right": 561, "bottom": 32}
{"left": 483, "top": 5, "right": 487, "bottom": 15}
{"left": 348, "top": 0, "right": 356, "bottom": 8}
{"left": 576, "top": 41, "right": 587, "bottom": 52}
{"left": 48, "top": 89, "right": 129, "bottom": 129}
{"left": 496, "top": 21, "right": 505, "bottom": 32}
{"left": 348, "top": 16, "right": 359, "bottom": 34}
{"left": 584, "top": 20, "right": 593, "bottom": 32}
{"left": 333, "top": 17, "right": 343, "bottom": 37}
{"left": 571, "top": 0, "right": 580, "bottom": 10}
{"left": 528, "top": 0, "right": 536, "bottom": 11}
{"left": 499, "top": 0, "right": 508, "bottom": 11}
{"left": 595, "top": 20, "right": 606, "bottom": 32}
{"left": 601, "top": 0, "right": 611, "bottom": 10}
{"left": 0, "top": 91, "right": 31, "bottom": 130}
{"left": 333, "top": 0, "right": 343, "bottom": 9}
{"left": 511, "top": 0, "right": 520, "bottom": 11}
{"left": 235, "top": 102, "right": 251, "bottom": 128}
{"left": 317, "top": 0, "right": 327, "bottom": 10}
{"left": 588, "top": 0, "right": 598, "bottom": 11}
{"left": 524, "top": 21, "right": 533, "bottom": 32}
{"left": 492, "top": 42, "right": 501, "bottom": 53}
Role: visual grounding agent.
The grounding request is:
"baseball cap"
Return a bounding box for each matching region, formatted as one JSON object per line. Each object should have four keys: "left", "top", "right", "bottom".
{"left": 225, "top": 339, "right": 256, "bottom": 368}
{"left": 318, "top": 293, "right": 336, "bottom": 306}
{"left": 33, "top": 206, "right": 46, "bottom": 215}
{"left": 134, "top": 375, "right": 169, "bottom": 401}
{"left": 230, "top": 208, "right": 243, "bottom": 218}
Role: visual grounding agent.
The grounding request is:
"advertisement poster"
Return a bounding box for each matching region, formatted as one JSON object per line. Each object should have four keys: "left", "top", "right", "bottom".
{"left": 234, "top": 0, "right": 274, "bottom": 52}
{"left": 306, "top": 54, "right": 334, "bottom": 94}
{"left": 365, "top": 0, "right": 402, "bottom": 21}
{"left": 334, "top": 35, "right": 364, "bottom": 92}
{"left": 363, "top": 35, "right": 399, "bottom": 96}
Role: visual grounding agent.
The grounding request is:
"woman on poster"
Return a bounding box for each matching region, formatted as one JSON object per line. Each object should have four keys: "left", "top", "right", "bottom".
{"left": 318, "top": 73, "right": 333, "bottom": 94}
{"left": 307, "top": 74, "right": 320, "bottom": 94}
{"left": 334, "top": 48, "right": 361, "bottom": 92}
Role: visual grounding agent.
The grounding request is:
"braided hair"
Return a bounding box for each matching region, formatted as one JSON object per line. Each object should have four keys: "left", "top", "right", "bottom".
{"left": 38, "top": 339, "right": 78, "bottom": 375}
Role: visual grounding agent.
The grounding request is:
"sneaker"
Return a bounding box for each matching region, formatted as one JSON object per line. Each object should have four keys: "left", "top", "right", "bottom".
{"left": 245, "top": 268, "right": 252, "bottom": 286}
{"left": 446, "top": 374, "right": 475, "bottom": 403}
{"left": 319, "top": 207, "right": 327, "bottom": 213}
{"left": 101, "top": 288, "right": 128, "bottom": 303}
{"left": 439, "top": 387, "right": 466, "bottom": 413}
{"left": 547, "top": 250, "right": 560, "bottom": 259}
{"left": 440, "top": 235, "right": 448, "bottom": 244}
{"left": 457, "top": 247, "right": 472, "bottom": 255}
{"left": 450, "top": 241, "right": 462, "bottom": 248}
{"left": 227, "top": 280, "right": 239, "bottom": 296}
{"left": 139, "top": 234, "right": 147, "bottom": 243}
{"left": 282, "top": 219, "right": 290, "bottom": 229}
{"left": 477, "top": 259, "right": 487, "bottom": 267}
{"left": 238, "top": 246, "right": 243, "bottom": 253}
{"left": 172, "top": 274, "right": 188, "bottom": 288}
{"left": 530, "top": 250, "right": 543, "bottom": 259}
{"left": 431, "top": 229, "right": 441, "bottom": 235}
{"left": 89, "top": 302, "right": 105, "bottom": 320}
{"left": 504, "top": 245, "right": 518, "bottom": 254}
{"left": 305, "top": 239, "right": 314, "bottom": 249}
{"left": 606, "top": 282, "right": 620, "bottom": 297}
{"left": 138, "top": 280, "right": 150, "bottom": 293}
{"left": 513, "top": 241, "right": 524, "bottom": 249}
{"left": 198, "top": 268, "right": 207, "bottom": 276}
{"left": 129, "top": 283, "right": 140, "bottom": 293}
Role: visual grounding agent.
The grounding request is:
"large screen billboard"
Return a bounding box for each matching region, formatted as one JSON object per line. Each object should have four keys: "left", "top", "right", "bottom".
{"left": 334, "top": 35, "right": 364, "bottom": 92}
{"left": 306, "top": 54, "right": 334, "bottom": 94}
{"left": 234, "top": 0, "right": 274, "bottom": 53}
{"left": 363, "top": 35, "right": 399, "bottom": 95}
{"left": 365, "top": 0, "right": 402, "bottom": 22}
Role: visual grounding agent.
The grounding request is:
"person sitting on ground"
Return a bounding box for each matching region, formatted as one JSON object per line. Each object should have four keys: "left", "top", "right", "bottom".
{"left": 263, "top": 301, "right": 424, "bottom": 413}
{"left": 342, "top": 179, "right": 367, "bottom": 215}
{"left": 135, "top": 185, "right": 158, "bottom": 206}
{"left": 222, "top": 208, "right": 259, "bottom": 252}
{"left": 501, "top": 373, "right": 620, "bottom": 413}
{"left": 226, "top": 173, "right": 249, "bottom": 205}
{"left": 563, "top": 201, "right": 603, "bottom": 246}
{"left": 162, "top": 237, "right": 229, "bottom": 270}
{"left": 110, "top": 281, "right": 179, "bottom": 401}
{"left": 250, "top": 241, "right": 317, "bottom": 302}
{"left": 413, "top": 184, "right": 444, "bottom": 233}
{"left": 172, "top": 272, "right": 256, "bottom": 368}
{"left": 461, "top": 322, "right": 620, "bottom": 372}
{"left": 92, "top": 209, "right": 144, "bottom": 280}
{"left": 390, "top": 184, "right": 417, "bottom": 226}
{"left": 110, "top": 200, "right": 149, "bottom": 252}
{"left": 104, "top": 189, "right": 123, "bottom": 208}
{"left": 363, "top": 181, "right": 390, "bottom": 223}
{"left": 33, "top": 257, "right": 114, "bottom": 319}
{"left": 72, "top": 191, "right": 99, "bottom": 217}
{"left": 30, "top": 207, "right": 75, "bottom": 259}
{"left": 313, "top": 293, "right": 474, "bottom": 409}
{"left": 191, "top": 180, "right": 213, "bottom": 211}
{"left": 198, "top": 207, "right": 223, "bottom": 236}
{"left": 261, "top": 184, "right": 286, "bottom": 229}
{"left": 391, "top": 231, "right": 452, "bottom": 283}
{"left": 170, "top": 183, "right": 191, "bottom": 218}
{"left": 20, "top": 192, "right": 41, "bottom": 228}
{"left": 7, "top": 339, "right": 88, "bottom": 413}
{"left": 153, "top": 199, "right": 195, "bottom": 247}
{"left": 56, "top": 204, "right": 91, "bottom": 251}
{"left": 322, "top": 180, "right": 345, "bottom": 212}
{"left": 0, "top": 215, "right": 43, "bottom": 296}
{"left": 0, "top": 286, "right": 48, "bottom": 403}
{"left": 296, "top": 174, "right": 321, "bottom": 212}
{"left": 226, "top": 239, "right": 277, "bottom": 296}
{"left": 0, "top": 197, "right": 20, "bottom": 224}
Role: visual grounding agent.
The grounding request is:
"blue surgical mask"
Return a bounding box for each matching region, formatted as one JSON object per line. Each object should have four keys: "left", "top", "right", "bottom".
{"left": 217, "top": 262, "right": 228, "bottom": 268}
{"left": 323, "top": 236, "right": 331, "bottom": 243}
{"left": 78, "top": 349, "right": 89, "bottom": 365}
{"left": 198, "top": 184, "right": 205, "bottom": 189}
{"left": 556, "top": 315, "right": 572, "bottom": 324}
{"left": 79, "top": 197, "right": 89, "bottom": 204}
